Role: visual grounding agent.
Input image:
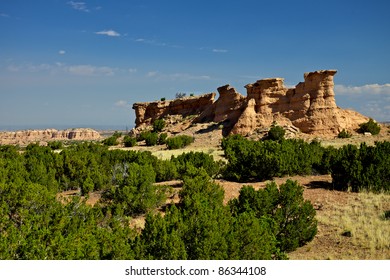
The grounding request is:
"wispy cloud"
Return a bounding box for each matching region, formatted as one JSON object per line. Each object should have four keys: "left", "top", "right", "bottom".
{"left": 145, "top": 71, "right": 210, "bottom": 81}
{"left": 134, "top": 38, "right": 181, "bottom": 48}
{"left": 335, "top": 83, "right": 390, "bottom": 121}
{"left": 67, "top": 65, "right": 116, "bottom": 76}
{"left": 335, "top": 84, "right": 390, "bottom": 95}
{"left": 4, "top": 62, "right": 124, "bottom": 77}
{"left": 0, "top": 13, "right": 10, "bottom": 18}
{"left": 67, "top": 1, "right": 89, "bottom": 12}
{"left": 168, "top": 73, "right": 211, "bottom": 81}
{"left": 212, "top": 49, "right": 228, "bottom": 53}
{"left": 146, "top": 71, "right": 158, "bottom": 78}
{"left": 95, "top": 29, "right": 121, "bottom": 37}
{"left": 6, "top": 65, "right": 20, "bottom": 72}
{"left": 58, "top": 50, "right": 66, "bottom": 55}
{"left": 115, "top": 100, "right": 131, "bottom": 109}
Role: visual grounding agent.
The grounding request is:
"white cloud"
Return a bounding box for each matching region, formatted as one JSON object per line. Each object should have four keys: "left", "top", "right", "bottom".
{"left": 58, "top": 50, "right": 66, "bottom": 55}
{"left": 146, "top": 71, "right": 158, "bottom": 77}
{"left": 67, "top": 1, "right": 89, "bottom": 12}
{"left": 95, "top": 29, "right": 121, "bottom": 37}
{"left": 335, "top": 83, "right": 390, "bottom": 121}
{"left": 1, "top": 13, "right": 10, "bottom": 18}
{"left": 335, "top": 84, "right": 390, "bottom": 95}
{"left": 128, "top": 68, "right": 137, "bottom": 73}
{"left": 115, "top": 100, "right": 130, "bottom": 108}
{"left": 212, "top": 49, "right": 228, "bottom": 53}
{"left": 67, "top": 65, "right": 115, "bottom": 76}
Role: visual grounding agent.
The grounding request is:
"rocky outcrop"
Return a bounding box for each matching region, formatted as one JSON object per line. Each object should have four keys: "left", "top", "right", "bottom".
{"left": 0, "top": 128, "right": 101, "bottom": 145}
{"left": 132, "top": 70, "right": 370, "bottom": 137}
{"left": 133, "top": 93, "right": 215, "bottom": 127}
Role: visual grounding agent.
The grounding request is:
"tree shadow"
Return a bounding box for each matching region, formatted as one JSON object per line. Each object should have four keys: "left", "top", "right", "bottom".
{"left": 307, "top": 180, "right": 333, "bottom": 190}
{"left": 195, "top": 123, "right": 221, "bottom": 134}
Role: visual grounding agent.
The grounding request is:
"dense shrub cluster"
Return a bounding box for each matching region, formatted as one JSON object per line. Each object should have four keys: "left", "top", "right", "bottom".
{"left": 221, "top": 135, "right": 324, "bottom": 182}
{"left": 138, "top": 172, "right": 315, "bottom": 259}
{"left": 331, "top": 142, "right": 390, "bottom": 192}
{"left": 1, "top": 134, "right": 388, "bottom": 260}
{"left": 0, "top": 142, "right": 318, "bottom": 259}
{"left": 221, "top": 135, "right": 390, "bottom": 192}
{"left": 166, "top": 135, "right": 194, "bottom": 149}
{"left": 171, "top": 151, "right": 224, "bottom": 179}
{"left": 229, "top": 180, "right": 317, "bottom": 252}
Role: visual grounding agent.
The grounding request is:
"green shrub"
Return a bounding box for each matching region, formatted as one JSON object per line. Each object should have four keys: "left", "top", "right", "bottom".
{"left": 358, "top": 118, "right": 381, "bottom": 135}
{"left": 154, "top": 160, "right": 179, "bottom": 182}
{"left": 48, "top": 141, "right": 63, "bottom": 150}
{"left": 266, "top": 124, "right": 285, "bottom": 141}
{"left": 229, "top": 180, "right": 317, "bottom": 252}
{"left": 160, "top": 97, "right": 166, "bottom": 101}
{"left": 138, "top": 131, "right": 159, "bottom": 146}
{"left": 383, "top": 210, "right": 390, "bottom": 220}
{"left": 112, "top": 131, "right": 122, "bottom": 138}
{"left": 158, "top": 133, "right": 168, "bottom": 145}
{"left": 102, "top": 163, "right": 165, "bottom": 216}
{"left": 221, "top": 136, "right": 325, "bottom": 182}
{"left": 102, "top": 135, "right": 119, "bottom": 146}
{"left": 166, "top": 135, "right": 194, "bottom": 150}
{"left": 338, "top": 129, "right": 352, "bottom": 138}
{"left": 144, "top": 132, "right": 159, "bottom": 146}
{"left": 171, "top": 152, "right": 224, "bottom": 179}
{"left": 123, "top": 135, "right": 137, "bottom": 147}
{"left": 103, "top": 131, "right": 122, "bottom": 146}
{"left": 152, "top": 119, "right": 166, "bottom": 133}
{"left": 331, "top": 142, "right": 390, "bottom": 192}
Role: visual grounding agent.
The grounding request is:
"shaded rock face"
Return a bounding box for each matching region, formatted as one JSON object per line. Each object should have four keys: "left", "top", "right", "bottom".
{"left": 0, "top": 128, "right": 101, "bottom": 145}
{"left": 132, "top": 70, "right": 369, "bottom": 137}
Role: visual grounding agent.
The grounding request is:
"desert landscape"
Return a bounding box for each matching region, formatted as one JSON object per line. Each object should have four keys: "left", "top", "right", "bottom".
{"left": 2, "top": 70, "right": 389, "bottom": 260}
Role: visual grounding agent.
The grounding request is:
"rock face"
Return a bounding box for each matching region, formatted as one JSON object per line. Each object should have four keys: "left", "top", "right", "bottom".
{"left": 132, "top": 70, "right": 369, "bottom": 137}
{"left": 133, "top": 93, "right": 215, "bottom": 127}
{"left": 0, "top": 128, "right": 101, "bottom": 145}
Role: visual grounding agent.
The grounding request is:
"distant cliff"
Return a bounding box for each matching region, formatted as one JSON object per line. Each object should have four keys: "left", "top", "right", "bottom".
{"left": 0, "top": 128, "right": 101, "bottom": 145}
{"left": 132, "top": 70, "right": 369, "bottom": 137}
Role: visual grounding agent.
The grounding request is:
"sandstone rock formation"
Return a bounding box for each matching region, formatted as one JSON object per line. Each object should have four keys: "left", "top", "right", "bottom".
{"left": 132, "top": 70, "right": 370, "bottom": 137}
{"left": 0, "top": 128, "right": 101, "bottom": 145}
{"left": 133, "top": 93, "right": 215, "bottom": 127}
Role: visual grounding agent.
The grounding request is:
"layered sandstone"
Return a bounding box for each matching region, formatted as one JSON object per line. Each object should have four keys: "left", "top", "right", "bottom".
{"left": 0, "top": 128, "right": 101, "bottom": 145}
{"left": 132, "top": 70, "right": 370, "bottom": 137}
{"left": 132, "top": 93, "right": 215, "bottom": 127}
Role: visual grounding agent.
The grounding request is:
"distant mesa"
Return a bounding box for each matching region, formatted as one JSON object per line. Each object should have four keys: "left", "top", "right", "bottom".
{"left": 132, "top": 70, "right": 369, "bottom": 137}
{"left": 0, "top": 128, "right": 101, "bottom": 145}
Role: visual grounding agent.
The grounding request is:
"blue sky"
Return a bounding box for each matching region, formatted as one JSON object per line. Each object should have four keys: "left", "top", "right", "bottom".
{"left": 1, "top": 0, "right": 389, "bottom": 130}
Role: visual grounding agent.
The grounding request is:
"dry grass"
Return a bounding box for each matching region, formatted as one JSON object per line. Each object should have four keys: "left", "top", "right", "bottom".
{"left": 290, "top": 190, "right": 390, "bottom": 260}
{"left": 318, "top": 192, "right": 390, "bottom": 255}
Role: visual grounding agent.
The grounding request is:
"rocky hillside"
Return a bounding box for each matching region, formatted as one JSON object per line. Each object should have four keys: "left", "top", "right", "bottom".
{"left": 0, "top": 128, "right": 101, "bottom": 145}
{"left": 132, "top": 70, "right": 369, "bottom": 137}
